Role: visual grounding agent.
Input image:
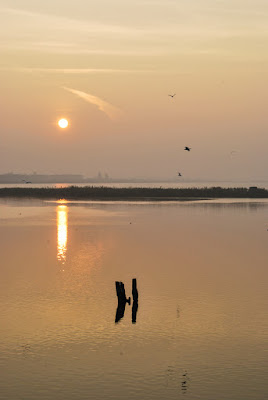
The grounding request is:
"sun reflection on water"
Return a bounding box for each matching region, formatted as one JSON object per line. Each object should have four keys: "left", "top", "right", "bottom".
{"left": 57, "top": 202, "right": 68, "bottom": 263}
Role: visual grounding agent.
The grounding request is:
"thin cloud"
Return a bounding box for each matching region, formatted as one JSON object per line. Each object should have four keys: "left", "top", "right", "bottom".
{"left": 0, "top": 7, "right": 150, "bottom": 36}
{"left": 3, "top": 6, "right": 268, "bottom": 40}
{"left": 4, "top": 67, "right": 153, "bottom": 74}
{"left": 63, "top": 87, "right": 122, "bottom": 121}
{"left": 0, "top": 41, "right": 166, "bottom": 56}
{"left": 0, "top": 67, "right": 187, "bottom": 76}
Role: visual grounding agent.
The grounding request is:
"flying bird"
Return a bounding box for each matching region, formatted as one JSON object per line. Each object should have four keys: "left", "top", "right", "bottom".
{"left": 229, "top": 150, "right": 240, "bottom": 159}
{"left": 184, "top": 146, "right": 191, "bottom": 151}
{"left": 168, "top": 94, "right": 176, "bottom": 98}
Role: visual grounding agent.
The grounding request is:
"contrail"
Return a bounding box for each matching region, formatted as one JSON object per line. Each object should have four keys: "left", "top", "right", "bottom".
{"left": 63, "top": 87, "right": 122, "bottom": 121}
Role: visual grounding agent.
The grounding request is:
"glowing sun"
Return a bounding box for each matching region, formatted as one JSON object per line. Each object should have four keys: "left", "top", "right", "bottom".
{"left": 58, "top": 118, "right": 69, "bottom": 129}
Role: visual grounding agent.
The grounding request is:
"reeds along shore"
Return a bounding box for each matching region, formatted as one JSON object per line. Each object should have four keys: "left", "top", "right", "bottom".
{"left": 0, "top": 186, "right": 267, "bottom": 199}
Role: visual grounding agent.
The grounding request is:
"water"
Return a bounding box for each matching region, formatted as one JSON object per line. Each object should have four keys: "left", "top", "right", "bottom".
{"left": 1, "top": 198, "right": 268, "bottom": 399}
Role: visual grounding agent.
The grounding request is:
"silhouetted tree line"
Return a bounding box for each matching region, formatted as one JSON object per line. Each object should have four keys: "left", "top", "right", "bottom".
{"left": 0, "top": 186, "right": 267, "bottom": 199}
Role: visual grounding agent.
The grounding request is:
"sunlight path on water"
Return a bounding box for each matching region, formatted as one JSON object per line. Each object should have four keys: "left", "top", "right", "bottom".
{"left": 57, "top": 203, "right": 68, "bottom": 264}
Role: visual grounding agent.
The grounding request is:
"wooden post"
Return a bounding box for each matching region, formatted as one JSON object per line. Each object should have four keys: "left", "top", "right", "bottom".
{"left": 132, "top": 278, "right": 138, "bottom": 302}
{"left": 115, "top": 281, "right": 131, "bottom": 323}
{"left": 132, "top": 301, "right": 138, "bottom": 323}
{"left": 115, "top": 302, "right": 126, "bottom": 323}
{"left": 132, "top": 278, "right": 138, "bottom": 323}
{"left": 116, "top": 281, "right": 130, "bottom": 304}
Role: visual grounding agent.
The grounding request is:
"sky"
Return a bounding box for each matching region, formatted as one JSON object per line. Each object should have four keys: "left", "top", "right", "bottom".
{"left": 1, "top": 0, "right": 268, "bottom": 180}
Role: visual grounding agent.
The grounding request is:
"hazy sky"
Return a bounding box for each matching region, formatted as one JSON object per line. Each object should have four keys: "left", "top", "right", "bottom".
{"left": 1, "top": 0, "right": 268, "bottom": 180}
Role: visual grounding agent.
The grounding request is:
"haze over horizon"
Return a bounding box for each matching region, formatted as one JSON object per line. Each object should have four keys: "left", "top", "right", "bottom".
{"left": 1, "top": 0, "right": 268, "bottom": 181}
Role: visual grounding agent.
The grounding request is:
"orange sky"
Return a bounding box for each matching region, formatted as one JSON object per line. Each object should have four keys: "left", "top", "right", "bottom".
{"left": 1, "top": 0, "right": 268, "bottom": 180}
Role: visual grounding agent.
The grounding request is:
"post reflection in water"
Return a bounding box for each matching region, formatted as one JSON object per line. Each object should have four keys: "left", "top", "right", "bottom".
{"left": 57, "top": 201, "right": 68, "bottom": 264}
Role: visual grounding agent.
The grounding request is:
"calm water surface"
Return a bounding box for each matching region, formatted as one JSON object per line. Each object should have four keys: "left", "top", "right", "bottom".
{"left": 1, "top": 198, "right": 268, "bottom": 400}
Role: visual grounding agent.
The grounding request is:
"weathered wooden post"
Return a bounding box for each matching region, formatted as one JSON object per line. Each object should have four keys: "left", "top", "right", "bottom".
{"left": 115, "top": 281, "right": 124, "bottom": 303}
{"left": 115, "top": 281, "right": 130, "bottom": 304}
{"left": 132, "top": 278, "right": 138, "bottom": 302}
{"left": 132, "top": 278, "right": 138, "bottom": 323}
{"left": 115, "top": 281, "right": 130, "bottom": 323}
{"left": 115, "top": 301, "right": 126, "bottom": 323}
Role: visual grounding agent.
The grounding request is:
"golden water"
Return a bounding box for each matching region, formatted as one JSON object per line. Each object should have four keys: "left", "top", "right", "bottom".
{"left": 1, "top": 198, "right": 268, "bottom": 399}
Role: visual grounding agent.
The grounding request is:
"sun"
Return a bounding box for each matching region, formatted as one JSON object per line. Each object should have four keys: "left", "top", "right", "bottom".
{"left": 58, "top": 118, "right": 69, "bottom": 129}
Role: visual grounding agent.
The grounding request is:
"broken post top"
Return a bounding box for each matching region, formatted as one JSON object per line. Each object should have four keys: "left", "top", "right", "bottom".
{"left": 115, "top": 281, "right": 130, "bottom": 304}
{"left": 115, "top": 279, "right": 138, "bottom": 304}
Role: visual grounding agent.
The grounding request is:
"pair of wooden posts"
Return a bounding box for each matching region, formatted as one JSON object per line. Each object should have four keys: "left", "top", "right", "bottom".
{"left": 115, "top": 279, "right": 138, "bottom": 323}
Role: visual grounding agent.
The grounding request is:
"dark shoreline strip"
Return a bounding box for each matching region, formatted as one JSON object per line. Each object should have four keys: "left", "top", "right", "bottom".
{"left": 0, "top": 186, "right": 267, "bottom": 200}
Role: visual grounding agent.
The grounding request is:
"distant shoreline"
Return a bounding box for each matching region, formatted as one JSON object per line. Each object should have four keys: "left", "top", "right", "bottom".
{"left": 0, "top": 186, "right": 267, "bottom": 200}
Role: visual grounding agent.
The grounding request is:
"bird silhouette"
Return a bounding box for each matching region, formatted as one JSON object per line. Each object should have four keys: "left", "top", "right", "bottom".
{"left": 230, "top": 150, "right": 239, "bottom": 156}
{"left": 184, "top": 146, "right": 191, "bottom": 151}
{"left": 168, "top": 94, "right": 176, "bottom": 98}
{"left": 178, "top": 172, "right": 182, "bottom": 177}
